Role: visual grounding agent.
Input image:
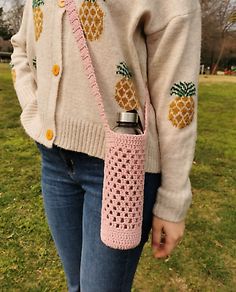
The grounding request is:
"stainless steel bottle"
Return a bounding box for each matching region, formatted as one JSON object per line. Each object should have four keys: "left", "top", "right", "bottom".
{"left": 113, "top": 111, "right": 143, "bottom": 135}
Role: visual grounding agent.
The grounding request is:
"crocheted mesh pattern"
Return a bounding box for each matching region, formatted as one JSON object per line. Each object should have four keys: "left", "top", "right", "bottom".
{"left": 101, "top": 129, "right": 146, "bottom": 249}
{"left": 65, "top": 0, "right": 150, "bottom": 249}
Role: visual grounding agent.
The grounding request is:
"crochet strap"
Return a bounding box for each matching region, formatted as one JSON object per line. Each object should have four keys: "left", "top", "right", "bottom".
{"left": 64, "top": 0, "right": 150, "bottom": 133}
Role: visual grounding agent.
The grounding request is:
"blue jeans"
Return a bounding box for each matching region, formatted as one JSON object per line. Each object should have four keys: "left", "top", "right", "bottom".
{"left": 35, "top": 141, "right": 161, "bottom": 292}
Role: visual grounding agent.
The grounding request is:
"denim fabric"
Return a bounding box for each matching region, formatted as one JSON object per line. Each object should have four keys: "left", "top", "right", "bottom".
{"left": 35, "top": 141, "right": 161, "bottom": 292}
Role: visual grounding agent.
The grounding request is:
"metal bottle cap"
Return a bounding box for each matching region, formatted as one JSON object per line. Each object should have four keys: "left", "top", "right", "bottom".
{"left": 118, "top": 112, "right": 139, "bottom": 123}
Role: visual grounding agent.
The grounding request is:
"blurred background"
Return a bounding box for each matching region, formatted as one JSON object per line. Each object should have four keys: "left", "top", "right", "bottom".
{"left": 0, "top": 0, "right": 236, "bottom": 74}
{"left": 0, "top": 1, "right": 235, "bottom": 291}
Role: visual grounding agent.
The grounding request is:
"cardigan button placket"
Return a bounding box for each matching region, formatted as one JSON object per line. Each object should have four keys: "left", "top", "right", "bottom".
{"left": 42, "top": 7, "right": 65, "bottom": 147}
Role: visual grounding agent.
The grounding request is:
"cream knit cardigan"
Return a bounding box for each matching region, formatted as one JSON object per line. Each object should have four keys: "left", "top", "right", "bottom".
{"left": 10, "top": 0, "right": 202, "bottom": 222}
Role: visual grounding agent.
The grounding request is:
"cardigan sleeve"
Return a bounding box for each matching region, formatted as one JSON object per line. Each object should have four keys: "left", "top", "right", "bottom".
{"left": 10, "top": 0, "right": 37, "bottom": 110}
{"left": 146, "top": 8, "right": 202, "bottom": 222}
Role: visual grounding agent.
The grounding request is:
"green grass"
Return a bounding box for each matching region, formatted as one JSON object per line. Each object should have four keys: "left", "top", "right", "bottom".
{"left": 1, "top": 63, "right": 236, "bottom": 291}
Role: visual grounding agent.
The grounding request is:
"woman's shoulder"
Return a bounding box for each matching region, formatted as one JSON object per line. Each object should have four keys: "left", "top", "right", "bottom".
{"left": 145, "top": 0, "right": 200, "bottom": 16}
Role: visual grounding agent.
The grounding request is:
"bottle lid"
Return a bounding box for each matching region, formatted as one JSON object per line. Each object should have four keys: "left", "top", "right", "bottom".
{"left": 118, "top": 112, "right": 139, "bottom": 123}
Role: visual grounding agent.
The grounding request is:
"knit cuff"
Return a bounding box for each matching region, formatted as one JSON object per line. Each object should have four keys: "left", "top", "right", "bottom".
{"left": 152, "top": 181, "right": 192, "bottom": 222}
{"left": 15, "top": 84, "right": 37, "bottom": 110}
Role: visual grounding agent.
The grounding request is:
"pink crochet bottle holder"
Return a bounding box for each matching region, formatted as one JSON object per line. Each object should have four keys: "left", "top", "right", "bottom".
{"left": 101, "top": 129, "right": 146, "bottom": 249}
{"left": 65, "top": 0, "right": 150, "bottom": 249}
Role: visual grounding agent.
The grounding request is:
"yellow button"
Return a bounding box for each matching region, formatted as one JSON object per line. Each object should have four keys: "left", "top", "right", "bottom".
{"left": 46, "top": 129, "right": 54, "bottom": 141}
{"left": 58, "top": 0, "right": 65, "bottom": 8}
{"left": 52, "top": 64, "right": 60, "bottom": 76}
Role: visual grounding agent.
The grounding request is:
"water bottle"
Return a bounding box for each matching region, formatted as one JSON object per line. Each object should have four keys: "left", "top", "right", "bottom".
{"left": 113, "top": 111, "right": 143, "bottom": 135}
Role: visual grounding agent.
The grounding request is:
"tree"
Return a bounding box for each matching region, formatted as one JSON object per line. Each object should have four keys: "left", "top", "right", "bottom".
{"left": 0, "top": 0, "right": 24, "bottom": 39}
{"left": 212, "top": 0, "right": 236, "bottom": 73}
{"left": 200, "top": 0, "right": 220, "bottom": 69}
{"left": 4, "top": 0, "right": 24, "bottom": 36}
{"left": 0, "top": 7, "right": 12, "bottom": 39}
{"left": 200, "top": 0, "right": 236, "bottom": 73}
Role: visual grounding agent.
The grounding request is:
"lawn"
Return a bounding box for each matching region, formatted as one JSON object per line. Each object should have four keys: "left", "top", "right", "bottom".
{"left": 0, "top": 63, "right": 235, "bottom": 291}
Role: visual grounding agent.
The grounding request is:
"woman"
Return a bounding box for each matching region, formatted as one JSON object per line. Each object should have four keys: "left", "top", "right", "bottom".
{"left": 10, "top": 0, "right": 201, "bottom": 291}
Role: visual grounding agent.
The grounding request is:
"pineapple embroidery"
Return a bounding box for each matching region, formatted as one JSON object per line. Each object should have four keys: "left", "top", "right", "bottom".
{"left": 9, "top": 62, "right": 16, "bottom": 84}
{"left": 169, "top": 82, "right": 196, "bottom": 129}
{"left": 79, "top": 0, "right": 104, "bottom": 41}
{"left": 115, "top": 62, "right": 140, "bottom": 111}
{"left": 32, "top": 0, "right": 45, "bottom": 41}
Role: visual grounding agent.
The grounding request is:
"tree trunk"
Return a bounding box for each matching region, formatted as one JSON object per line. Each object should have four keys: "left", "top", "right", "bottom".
{"left": 212, "top": 37, "right": 226, "bottom": 74}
